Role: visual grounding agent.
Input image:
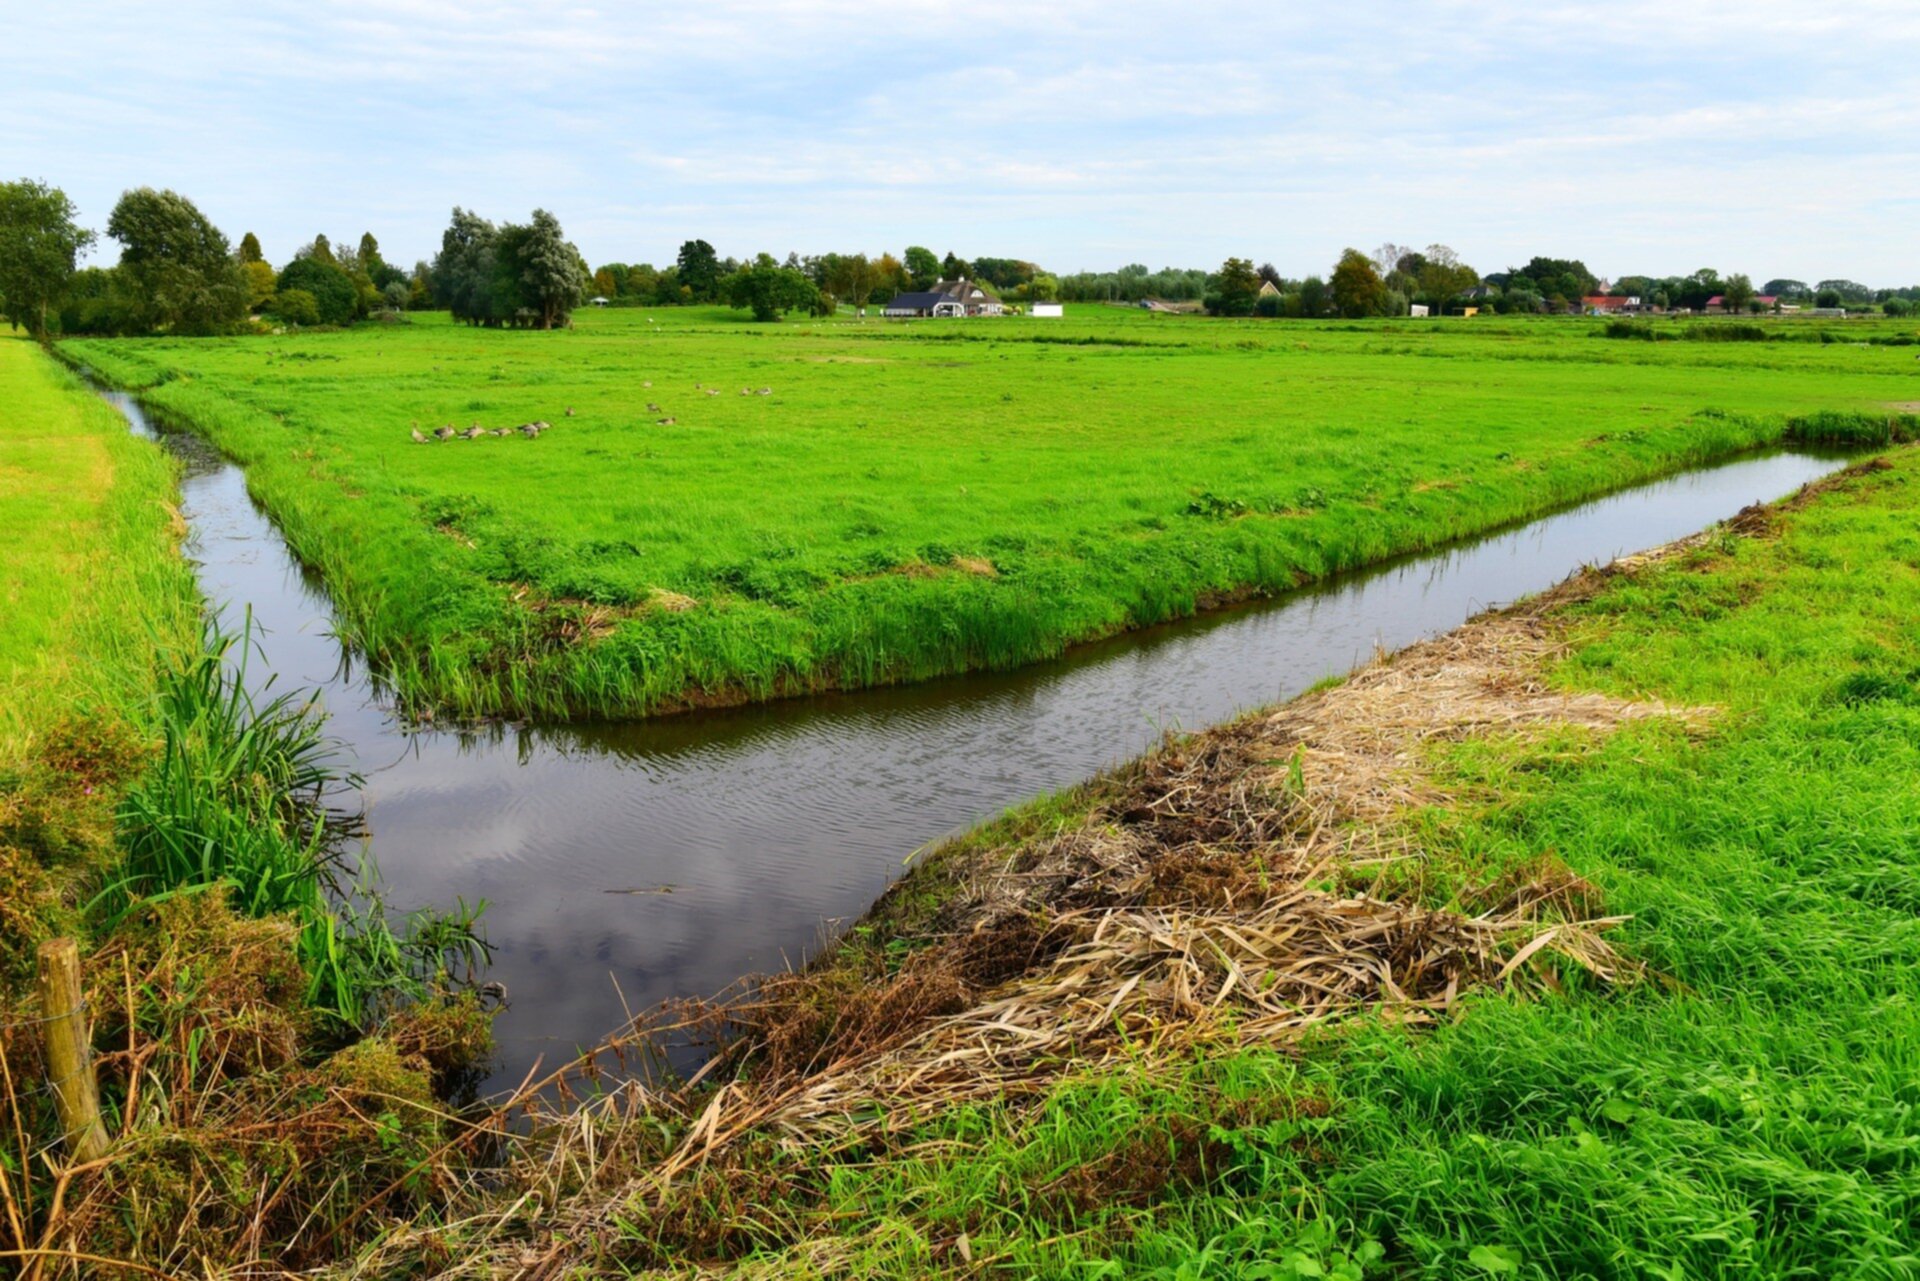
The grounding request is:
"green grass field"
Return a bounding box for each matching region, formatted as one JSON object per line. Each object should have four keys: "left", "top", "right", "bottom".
{"left": 64, "top": 308, "right": 1920, "bottom": 719}
{"left": 0, "top": 334, "right": 195, "bottom": 757}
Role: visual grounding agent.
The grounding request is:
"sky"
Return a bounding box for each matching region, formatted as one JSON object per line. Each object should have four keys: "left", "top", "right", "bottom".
{"left": 7, "top": 1, "right": 1920, "bottom": 284}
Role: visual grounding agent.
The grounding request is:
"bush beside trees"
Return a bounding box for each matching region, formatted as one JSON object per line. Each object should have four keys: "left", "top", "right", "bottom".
{"left": 721, "top": 254, "right": 822, "bottom": 321}
{"left": 276, "top": 256, "right": 359, "bottom": 326}
{"left": 269, "top": 288, "right": 320, "bottom": 326}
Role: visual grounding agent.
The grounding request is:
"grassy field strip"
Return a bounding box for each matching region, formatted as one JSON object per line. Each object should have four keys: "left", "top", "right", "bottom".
{"left": 348, "top": 447, "right": 1920, "bottom": 1276}
{"left": 0, "top": 334, "right": 194, "bottom": 757}
{"left": 62, "top": 309, "right": 1920, "bottom": 720}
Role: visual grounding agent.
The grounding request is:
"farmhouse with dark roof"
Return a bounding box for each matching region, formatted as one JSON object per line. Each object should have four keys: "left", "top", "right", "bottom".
{"left": 883, "top": 278, "right": 1005, "bottom": 318}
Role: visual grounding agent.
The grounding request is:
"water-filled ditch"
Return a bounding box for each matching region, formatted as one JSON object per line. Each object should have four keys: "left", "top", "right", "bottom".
{"left": 101, "top": 389, "right": 1847, "bottom": 1088}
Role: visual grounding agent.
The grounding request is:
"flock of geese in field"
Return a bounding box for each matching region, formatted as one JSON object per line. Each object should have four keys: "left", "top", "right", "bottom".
{"left": 408, "top": 381, "right": 775, "bottom": 442}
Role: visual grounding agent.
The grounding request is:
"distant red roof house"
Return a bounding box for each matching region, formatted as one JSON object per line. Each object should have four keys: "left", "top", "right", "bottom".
{"left": 1706, "top": 294, "right": 1779, "bottom": 312}
{"left": 1582, "top": 295, "right": 1636, "bottom": 313}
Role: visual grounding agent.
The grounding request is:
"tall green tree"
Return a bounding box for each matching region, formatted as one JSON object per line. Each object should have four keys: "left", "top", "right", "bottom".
{"left": 1296, "top": 275, "right": 1329, "bottom": 318}
{"left": 432, "top": 207, "right": 499, "bottom": 325}
{"left": 356, "top": 231, "right": 403, "bottom": 289}
{"left": 1722, "top": 273, "right": 1756, "bottom": 313}
{"left": 675, "top": 239, "right": 721, "bottom": 302}
{"left": 823, "top": 253, "right": 880, "bottom": 307}
{"left": 237, "top": 231, "right": 264, "bottom": 263}
{"left": 903, "top": 245, "right": 939, "bottom": 288}
{"left": 1329, "top": 248, "right": 1387, "bottom": 317}
{"left": 509, "top": 209, "right": 589, "bottom": 328}
{"left": 1415, "top": 244, "right": 1478, "bottom": 305}
{"left": 1207, "top": 257, "right": 1261, "bottom": 316}
{"left": 104, "top": 187, "right": 248, "bottom": 334}
{"left": 0, "top": 179, "right": 94, "bottom": 339}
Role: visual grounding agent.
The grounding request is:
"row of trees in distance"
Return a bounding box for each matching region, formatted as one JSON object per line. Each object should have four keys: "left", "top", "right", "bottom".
{"left": 0, "top": 178, "right": 598, "bottom": 337}
{"left": 9, "top": 175, "right": 1920, "bottom": 336}
{"left": 584, "top": 242, "right": 1060, "bottom": 313}
{"left": 1199, "top": 247, "right": 1920, "bottom": 319}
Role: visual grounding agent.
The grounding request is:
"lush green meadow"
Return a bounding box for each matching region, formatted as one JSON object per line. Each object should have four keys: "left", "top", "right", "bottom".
{"left": 65, "top": 308, "right": 1920, "bottom": 719}
{"left": 0, "top": 333, "right": 195, "bottom": 757}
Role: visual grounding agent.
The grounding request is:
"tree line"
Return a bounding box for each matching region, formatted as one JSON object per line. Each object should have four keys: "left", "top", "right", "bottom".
{"left": 582, "top": 242, "right": 1060, "bottom": 318}
{"left": 1196, "top": 247, "right": 1920, "bottom": 319}
{"left": 7, "top": 175, "right": 1920, "bottom": 337}
{"left": 0, "top": 179, "right": 599, "bottom": 338}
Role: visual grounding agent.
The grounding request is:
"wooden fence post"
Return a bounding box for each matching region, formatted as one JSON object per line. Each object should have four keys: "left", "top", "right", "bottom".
{"left": 35, "top": 939, "right": 107, "bottom": 1164}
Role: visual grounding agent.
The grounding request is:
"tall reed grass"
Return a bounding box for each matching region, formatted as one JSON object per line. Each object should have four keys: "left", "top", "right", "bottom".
{"left": 103, "top": 614, "right": 487, "bottom": 1030}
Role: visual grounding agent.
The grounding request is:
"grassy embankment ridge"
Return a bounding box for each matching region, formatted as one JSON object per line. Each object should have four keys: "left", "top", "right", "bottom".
{"left": 349, "top": 444, "right": 1920, "bottom": 1277}
{"left": 0, "top": 336, "right": 490, "bottom": 1275}
{"left": 62, "top": 308, "right": 1920, "bottom": 721}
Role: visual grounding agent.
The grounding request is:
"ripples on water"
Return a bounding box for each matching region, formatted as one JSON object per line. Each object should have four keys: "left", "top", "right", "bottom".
{"left": 103, "top": 392, "right": 1846, "bottom": 1088}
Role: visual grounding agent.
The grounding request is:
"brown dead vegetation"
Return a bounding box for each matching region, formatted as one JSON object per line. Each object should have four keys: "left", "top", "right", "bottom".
{"left": 2, "top": 894, "right": 491, "bottom": 1276}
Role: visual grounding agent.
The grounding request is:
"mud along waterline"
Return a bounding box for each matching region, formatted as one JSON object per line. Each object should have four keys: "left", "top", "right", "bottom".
{"left": 98, "top": 388, "right": 1845, "bottom": 1089}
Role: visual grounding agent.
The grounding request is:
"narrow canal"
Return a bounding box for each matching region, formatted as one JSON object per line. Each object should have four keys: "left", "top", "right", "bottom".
{"left": 103, "top": 389, "right": 1847, "bottom": 1088}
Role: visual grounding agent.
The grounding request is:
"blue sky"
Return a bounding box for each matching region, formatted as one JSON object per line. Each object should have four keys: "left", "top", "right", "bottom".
{"left": 7, "top": 1, "right": 1919, "bottom": 283}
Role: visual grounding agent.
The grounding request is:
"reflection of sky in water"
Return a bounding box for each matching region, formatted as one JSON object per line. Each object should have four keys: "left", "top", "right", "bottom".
{"left": 108, "top": 393, "right": 1845, "bottom": 1090}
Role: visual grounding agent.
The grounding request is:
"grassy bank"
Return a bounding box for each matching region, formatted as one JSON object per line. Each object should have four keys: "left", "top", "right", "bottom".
{"left": 0, "top": 336, "right": 492, "bottom": 1274}
{"left": 0, "top": 334, "right": 196, "bottom": 758}
{"left": 61, "top": 309, "right": 1920, "bottom": 720}
{"left": 346, "top": 446, "right": 1920, "bottom": 1276}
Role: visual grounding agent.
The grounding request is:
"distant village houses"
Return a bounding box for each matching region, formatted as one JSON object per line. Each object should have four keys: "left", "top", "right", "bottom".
{"left": 883, "top": 278, "right": 1005, "bottom": 318}
{"left": 1581, "top": 294, "right": 1641, "bottom": 314}
{"left": 1705, "top": 294, "right": 1780, "bottom": 313}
